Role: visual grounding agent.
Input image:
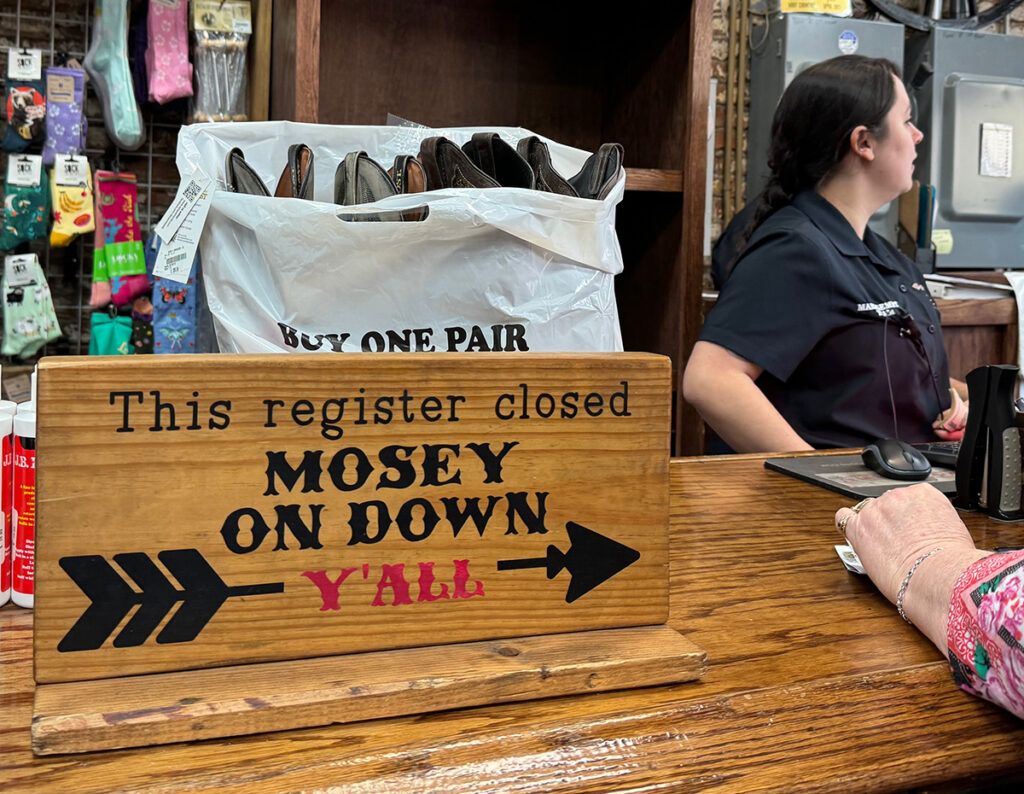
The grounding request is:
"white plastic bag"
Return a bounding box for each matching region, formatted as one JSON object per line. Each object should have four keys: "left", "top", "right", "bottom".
{"left": 175, "top": 121, "right": 625, "bottom": 353}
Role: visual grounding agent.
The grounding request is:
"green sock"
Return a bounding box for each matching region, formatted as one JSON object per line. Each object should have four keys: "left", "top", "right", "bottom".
{"left": 1, "top": 179, "right": 49, "bottom": 250}
{"left": 3, "top": 254, "right": 61, "bottom": 358}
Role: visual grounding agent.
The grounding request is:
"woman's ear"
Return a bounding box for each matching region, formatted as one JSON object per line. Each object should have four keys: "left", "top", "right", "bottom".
{"left": 849, "top": 125, "right": 876, "bottom": 163}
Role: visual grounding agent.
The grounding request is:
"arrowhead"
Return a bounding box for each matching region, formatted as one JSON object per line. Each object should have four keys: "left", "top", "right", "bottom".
{"left": 561, "top": 522, "right": 640, "bottom": 603}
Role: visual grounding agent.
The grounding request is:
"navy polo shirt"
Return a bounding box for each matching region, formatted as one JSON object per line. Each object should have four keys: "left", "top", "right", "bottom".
{"left": 700, "top": 190, "right": 951, "bottom": 449}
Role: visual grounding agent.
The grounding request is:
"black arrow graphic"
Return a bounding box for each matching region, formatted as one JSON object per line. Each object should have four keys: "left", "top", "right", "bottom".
{"left": 496, "top": 522, "right": 640, "bottom": 603}
{"left": 58, "top": 549, "right": 284, "bottom": 652}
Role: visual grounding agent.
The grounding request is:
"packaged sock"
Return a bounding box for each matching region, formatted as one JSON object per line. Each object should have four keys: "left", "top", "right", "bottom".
{"left": 84, "top": 0, "right": 145, "bottom": 150}
{"left": 88, "top": 311, "right": 132, "bottom": 355}
{"left": 2, "top": 253, "right": 62, "bottom": 358}
{"left": 147, "top": 0, "right": 193, "bottom": 104}
{"left": 42, "top": 66, "right": 87, "bottom": 165}
{"left": 3, "top": 77, "right": 46, "bottom": 153}
{"left": 131, "top": 316, "right": 154, "bottom": 353}
{"left": 149, "top": 235, "right": 197, "bottom": 354}
{"left": 95, "top": 171, "right": 146, "bottom": 279}
{"left": 89, "top": 186, "right": 111, "bottom": 307}
{"left": 49, "top": 155, "right": 95, "bottom": 248}
{"left": 1, "top": 156, "right": 49, "bottom": 250}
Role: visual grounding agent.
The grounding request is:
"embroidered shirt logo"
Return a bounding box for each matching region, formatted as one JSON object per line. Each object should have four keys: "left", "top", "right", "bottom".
{"left": 856, "top": 300, "right": 901, "bottom": 317}
{"left": 912, "top": 282, "right": 927, "bottom": 292}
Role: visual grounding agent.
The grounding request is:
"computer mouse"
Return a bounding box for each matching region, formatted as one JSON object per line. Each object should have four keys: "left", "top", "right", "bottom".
{"left": 861, "top": 438, "right": 932, "bottom": 481}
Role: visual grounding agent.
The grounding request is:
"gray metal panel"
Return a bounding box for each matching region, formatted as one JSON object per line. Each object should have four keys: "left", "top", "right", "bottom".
{"left": 909, "top": 29, "right": 1024, "bottom": 268}
{"left": 746, "top": 14, "right": 905, "bottom": 242}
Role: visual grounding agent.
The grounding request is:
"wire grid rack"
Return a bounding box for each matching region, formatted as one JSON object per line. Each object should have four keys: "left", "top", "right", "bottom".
{"left": 0, "top": 0, "right": 186, "bottom": 367}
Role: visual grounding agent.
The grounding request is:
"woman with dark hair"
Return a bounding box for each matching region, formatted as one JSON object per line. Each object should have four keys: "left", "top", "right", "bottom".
{"left": 683, "top": 55, "right": 968, "bottom": 453}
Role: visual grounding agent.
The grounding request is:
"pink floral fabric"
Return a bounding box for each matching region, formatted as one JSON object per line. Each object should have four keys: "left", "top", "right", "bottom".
{"left": 947, "top": 550, "right": 1024, "bottom": 719}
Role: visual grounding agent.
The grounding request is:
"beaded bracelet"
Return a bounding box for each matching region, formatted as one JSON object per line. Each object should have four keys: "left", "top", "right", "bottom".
{"left": 896, "top": 547, "right": 943, "bottom": 625}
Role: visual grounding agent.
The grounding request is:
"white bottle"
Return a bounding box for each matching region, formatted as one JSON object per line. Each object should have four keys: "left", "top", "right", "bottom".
{"left": 12, "top": 408, "right": 36, "bottom": 609}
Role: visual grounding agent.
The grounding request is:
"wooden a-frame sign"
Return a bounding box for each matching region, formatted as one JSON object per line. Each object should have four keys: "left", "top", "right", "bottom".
{"left": 31, "top": 353, "right": 705, "bottom": 754}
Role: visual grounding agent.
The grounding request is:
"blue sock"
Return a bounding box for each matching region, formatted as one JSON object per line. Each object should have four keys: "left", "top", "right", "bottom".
{"left": 148, "top": 234, "right": 196, "bottom": 353}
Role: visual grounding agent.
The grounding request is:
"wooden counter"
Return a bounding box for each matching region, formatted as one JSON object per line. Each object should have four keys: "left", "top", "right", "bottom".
{"left": 3, "top": 454, "right": 1024, "bottom": 791}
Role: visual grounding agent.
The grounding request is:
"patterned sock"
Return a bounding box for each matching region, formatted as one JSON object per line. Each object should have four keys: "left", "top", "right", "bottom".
{"left": 3, "top": 77, "right": 46, "bottom": 152}
{"left": 42, "top": 66, "right": 86, "bottom": 165}
{"left": 84, "top": 0, "right": 145, "bottom": 150}
{"left": 95, "top": 171, "right": 145, "bottom": 278}
{"left": 49, "top": 163, "right": 95, "bottom": 247}
{"left": 2, "top": 254, "right": 61, "bottom": 358}
{"left": 89, "top": 185, "right": 111, "bottom": 307}
{"left": 1, "top": 178, "right": 49, "bottom": 249}
{"left": 146, "top": 0, "right": 193, "bottom": 104}
{"left": 194, "top": 252, "right": 219, "bottom": 352}
{"left": 149, "top": 235, "right": 197, "bottom": 354}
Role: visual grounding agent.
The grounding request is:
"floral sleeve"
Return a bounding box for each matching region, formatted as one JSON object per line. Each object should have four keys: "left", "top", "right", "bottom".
{"left": 947, "top": 550, "right": 1024, "bottom": 719}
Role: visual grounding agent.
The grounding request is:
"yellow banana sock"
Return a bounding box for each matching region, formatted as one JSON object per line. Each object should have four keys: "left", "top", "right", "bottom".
{"left": 49, "top": 166, "right": 96, "bottom": 248}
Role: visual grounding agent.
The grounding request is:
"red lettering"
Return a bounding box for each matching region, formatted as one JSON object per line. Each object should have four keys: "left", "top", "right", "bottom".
{"left": 416, "top": 561, "right": 451, "bottom": 602}
{"left": 372, "top": 563, "right": 413, "bottom": 606}
{"left": 301, "top": 567, "right": 359, "bottom": 611}
{"left": 452, "top": 559, "right": 485, "bottom": 599}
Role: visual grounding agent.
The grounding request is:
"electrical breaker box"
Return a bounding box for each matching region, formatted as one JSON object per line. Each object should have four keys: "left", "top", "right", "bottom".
{"left": 747, "top": 14, "right": 905, "bottom": 243}
{"left": 907, "top": 29, "right": 1024, "bottom": 269}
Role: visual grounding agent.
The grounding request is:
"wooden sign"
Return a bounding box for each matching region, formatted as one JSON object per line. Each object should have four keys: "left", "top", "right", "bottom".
{"left": 32, "top": 353, "right": 704, "bottom": 754}
{"left": 35, "top": 354, "right": 672, "bottom": 682}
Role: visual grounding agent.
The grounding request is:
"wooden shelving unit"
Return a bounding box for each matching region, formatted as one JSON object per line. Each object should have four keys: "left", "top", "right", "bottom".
{"left": 271, "top": 0, "right": 713, "bottom": 454}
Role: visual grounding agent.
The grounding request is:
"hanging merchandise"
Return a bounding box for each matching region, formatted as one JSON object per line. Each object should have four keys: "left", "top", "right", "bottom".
{"left": 0, "top": 410, "right": 10, "bottom": 608}
{"left": 88, "top": 309, "right": 133, "bottom": 355}
{"left": 190, "top": 0, "right": 252, "bottom": 122}
{"left": 148, "top": 233, "right": 197, "bottom": 353}
{"left": 147, "top": 0, "right": 193, "bottom": 105}
{"left": 2, "top": 253, "right": 62, "bottom": 359}
{"left": 84, "top": 0, "right": 146, "bottom": 151}
{"left": 129, "top": 0, "right": 150, "bottom": 108}
{"left": 131, "top": 293, "right": 154, "bottom": 353}
{"left": 0, "top": 154, "right": 49, "bottom": 250}
{"left": 42, "top": 64, "right": 87, "bottom": 166}
{"left": 91, "top": 170, "right": 148, "bottom": 307}
{"left": 49, "top": 154, "right": 95, "bottom": 247}
{"left": 3, "top": 48, "right": 46, "bottom": 153}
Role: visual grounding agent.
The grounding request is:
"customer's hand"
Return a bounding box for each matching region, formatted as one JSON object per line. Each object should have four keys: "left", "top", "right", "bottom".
{"left": 934, "top": 389, "right": 968, "bottom": 441}
{"left": 835, "top": 484, "right": 988, "bottom": 651}
{"left": 835, "top": 484, "right": 975, "bottom": 603}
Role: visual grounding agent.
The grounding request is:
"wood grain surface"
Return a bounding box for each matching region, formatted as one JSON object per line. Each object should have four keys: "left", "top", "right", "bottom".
{"left": 32, "top": 625, "right": 705, "bottom": 755}
{"left": 34, "top": 354, "right": 670, "bottom": 683}
{"left": 3, "top": 454, "right": 1024, "bottom": 791}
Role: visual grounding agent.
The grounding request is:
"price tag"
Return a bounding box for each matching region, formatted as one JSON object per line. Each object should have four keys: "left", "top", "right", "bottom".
{"left": 154, "top": 169, "right": 212, "bottom": 244}
{"left": 153, "top": 184, "right": 214, "bottom": 283}
{"left": 7, "top": 48, "right": 42, "bottom": 80}
{"left": 5, "top": 254, "right": 38, "bottom": 288}
{"left": 55, "top": 154, "right": 90, "bottom": 186}
{"left": 6, "top": 154, "right": 42, "bottom": 187}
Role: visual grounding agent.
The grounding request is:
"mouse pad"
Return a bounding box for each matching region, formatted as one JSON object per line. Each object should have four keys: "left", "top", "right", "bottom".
{"left": 765, "top": 454, "right": 957, "bottom": 500}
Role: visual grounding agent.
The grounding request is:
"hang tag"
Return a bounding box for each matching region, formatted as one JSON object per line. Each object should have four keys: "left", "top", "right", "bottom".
{"left": 154, "top": 169, "right": 212, "bottom": 244}
{"left": 6, "top": 154, "right": 42, "bottom": 187}
{"left": 46, "top": 72, "right": 76, "bottom": 104}
{"left": 55, "top": 154, "right": 90, "bottom": 186}
{"left": 5, "top": 254, "right": 38, "bottom": 288}
{"left": 153, "top": 184, "right": 214, "bottom": 283}
{"left": 835, "top": 544, "right": 866, "bottom": 575}
{"left": 7, "top": 48, "right": 42, "bottom": 81}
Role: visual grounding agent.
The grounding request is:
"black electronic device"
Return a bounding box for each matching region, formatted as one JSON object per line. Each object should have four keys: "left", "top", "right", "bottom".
{"left": 913, "top": 440, "right": 960, "bottom": 468}
{"left": 861, "top": 438, "right": 932, "bottom": 481}
{"left": 955, "top": 365, "right": 1024, "bottom": 520}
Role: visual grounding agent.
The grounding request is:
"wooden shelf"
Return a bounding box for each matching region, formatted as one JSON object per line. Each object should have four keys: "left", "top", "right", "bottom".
{"left": 625, "top": 168, "right": 683, "bottom": 193}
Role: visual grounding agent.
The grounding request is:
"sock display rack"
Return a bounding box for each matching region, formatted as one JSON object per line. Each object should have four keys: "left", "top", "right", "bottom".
{"left": 0, "top": 0, "right": 182, "bottom": 381}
